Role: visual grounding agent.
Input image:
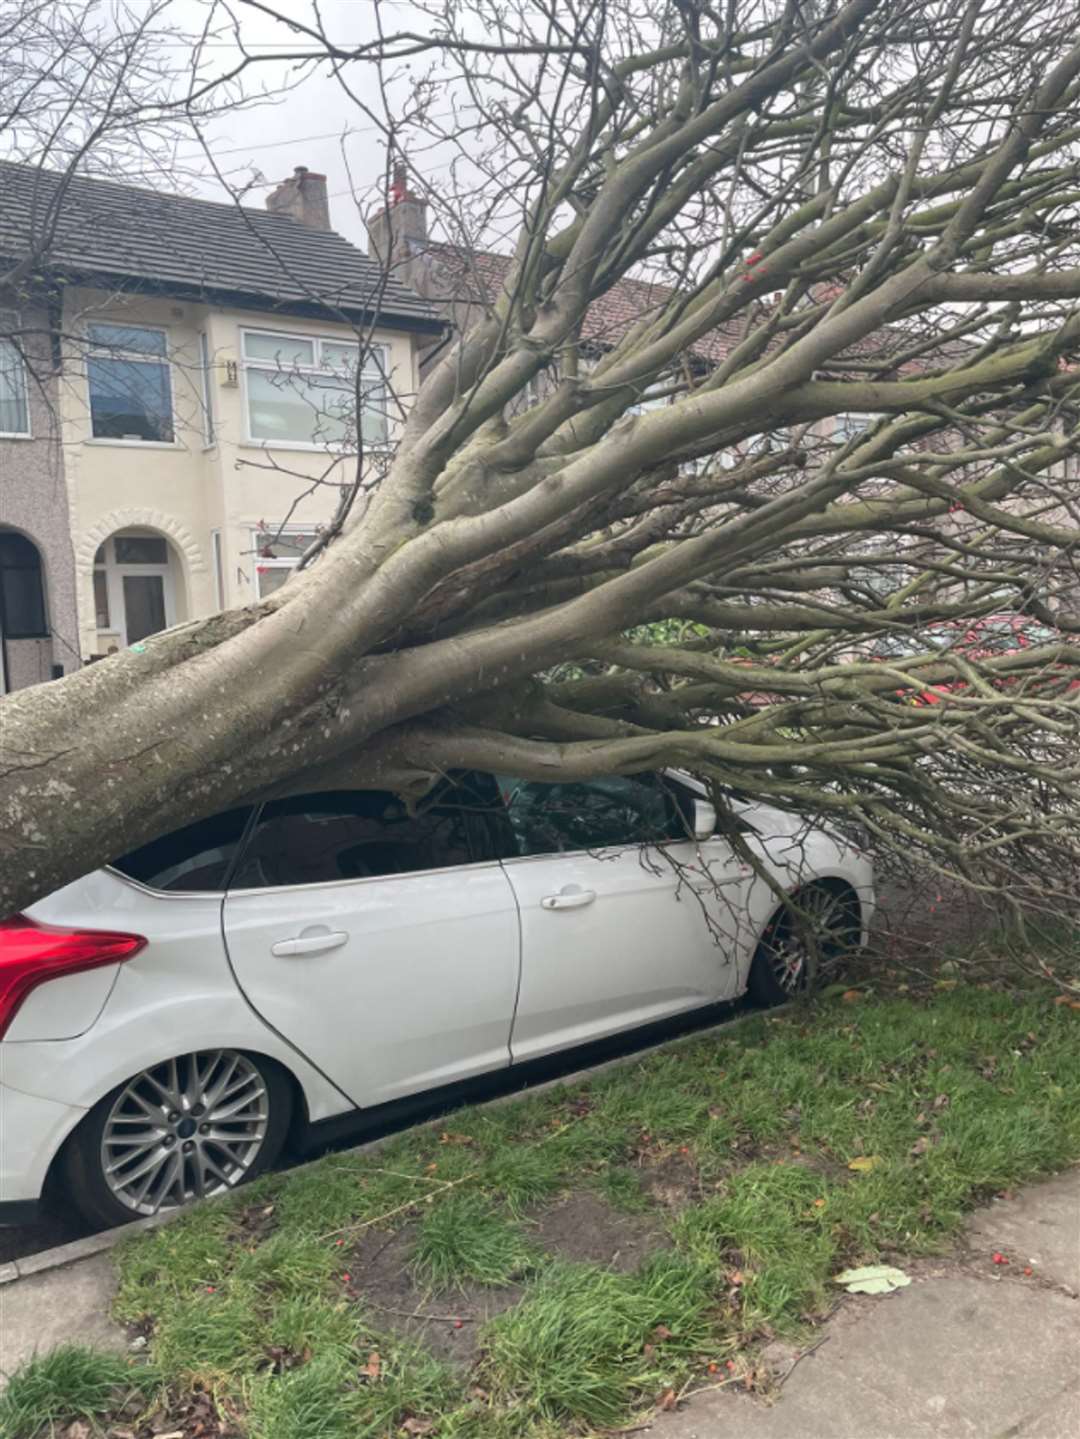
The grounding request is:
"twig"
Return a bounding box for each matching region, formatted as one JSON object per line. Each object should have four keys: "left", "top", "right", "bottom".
{"left": 367, "top": 1302, "right": 479, "bottom": 1323}
{"left": 777, "top": 1332, "right": 831, "bottom": 1388}
{"left": 674, "top": 1375, "right": 744, "bottom": 1402}
{"left": 317, "top": 1171, "right": 478, "bottom": 1241}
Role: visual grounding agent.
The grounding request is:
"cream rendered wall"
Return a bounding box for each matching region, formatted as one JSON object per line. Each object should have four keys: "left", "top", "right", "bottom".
{"left": 60, "top": 286, "right": 419, "bottom": 661}
{"left": 203, "top": 307, "right": 417, "bottom": 617}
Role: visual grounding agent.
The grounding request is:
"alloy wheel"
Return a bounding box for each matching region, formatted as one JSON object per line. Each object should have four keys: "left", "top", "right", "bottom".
{"left": 763, "top": 886, "right": 859, "bottom": 995}
{"left": 100, "top": 1050, "right": 270, "bottom": 1216}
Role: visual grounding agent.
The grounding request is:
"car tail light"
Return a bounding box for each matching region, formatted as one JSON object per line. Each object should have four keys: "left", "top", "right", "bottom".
{"left": 0, "top": 915, "right": 146, "bottom": 1040}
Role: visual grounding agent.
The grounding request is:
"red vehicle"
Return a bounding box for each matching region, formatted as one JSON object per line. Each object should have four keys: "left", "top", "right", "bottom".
{"left": 873, "top": 614, "right": 1077, "bottom": 705}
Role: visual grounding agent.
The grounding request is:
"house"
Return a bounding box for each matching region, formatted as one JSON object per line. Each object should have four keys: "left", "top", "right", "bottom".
{"left": 0, "top": 290, "right": 78, "bottom": 691}
{"left": 0, "top": 161, "right": 442, "bottom": 689}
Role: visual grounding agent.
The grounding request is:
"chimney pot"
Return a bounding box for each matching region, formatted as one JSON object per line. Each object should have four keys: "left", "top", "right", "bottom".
{"left": 368, "top": 156, "right": 427, "bottom": 262}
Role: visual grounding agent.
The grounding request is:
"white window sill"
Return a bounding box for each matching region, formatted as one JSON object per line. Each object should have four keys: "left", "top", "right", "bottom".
{"left": 0, "top": 431, "right": 34, "bottom": 441}
{"left": 85, "top": 438, "right": 182, "bottom": 450}
{"left": 238, "top": 438, "right": 392, "bottom": 455}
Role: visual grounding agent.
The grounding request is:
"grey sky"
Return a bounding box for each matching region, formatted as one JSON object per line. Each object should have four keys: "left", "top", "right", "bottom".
{"left": 174, "top": 0, "right": 453, "bottom": 252}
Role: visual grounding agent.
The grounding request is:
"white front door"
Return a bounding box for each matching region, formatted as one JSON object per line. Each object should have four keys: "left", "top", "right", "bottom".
{"left": 221, "top": 784, "right": 521, "bottom": 1108}
{"left": 95, "top": 532, "right": 177, "bottom": 648}
{"left": 496, "top": 774, "right": 750, "bottom": 1063}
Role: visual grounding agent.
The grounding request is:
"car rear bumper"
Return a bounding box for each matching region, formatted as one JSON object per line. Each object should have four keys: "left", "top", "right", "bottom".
{"left": 0, "top": 1078, "right": 87, "bottom": 1208}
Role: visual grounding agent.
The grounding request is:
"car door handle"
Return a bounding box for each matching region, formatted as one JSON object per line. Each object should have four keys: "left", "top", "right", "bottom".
{"left": 270, "top": 930, "right": 349, "bottom": 957}
{"left": 541, "top": 887, "right": 597, "bottom": 911}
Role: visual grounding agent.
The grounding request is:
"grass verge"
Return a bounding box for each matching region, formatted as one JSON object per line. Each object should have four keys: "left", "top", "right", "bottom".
{"left": 4, "top": 982, "right": 1080, "bottom": 1438}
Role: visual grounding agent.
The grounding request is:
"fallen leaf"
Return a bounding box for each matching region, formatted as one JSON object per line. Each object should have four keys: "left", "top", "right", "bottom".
{"left": 365, "top": 1350, "right": 382, "bottom": 1380}
{"left": 400, "top": 1419, "right": 436, "bottom": 1436}
{"left": 652, "top": 1323, "right": 673, "bottom": 1341}
{"left": 729, "top": 1269, "right": 745, "bottom": 1286}
{"left": 932, "top": 1093, "right": 950, "bottom": 1110}
{"left": 910, "top": 1135, "right": 930, "bottom": 1157}
{"left": 813, "top": 1197, "right": 826, "bottom": 1208}
{"left": 658, "top": 1388, "right": 678, "bottom": 1411}
{"left": 642, "top": 1342, "right": 656, "bottom": 1358}
{"left": 62, "top": 1424, "right": 91, "bottom": 1439}
{"left": 847, "top": 1155, "right": 883, "bottom": 1173}
{"left": 841, "top": 989, "right": 863, "bottom": 1003}
{"left": 833, "top": 1264, "right": 911, "bottom": 1295}
{"left": 934, "top": 979, "right": 958, "bottom": 990}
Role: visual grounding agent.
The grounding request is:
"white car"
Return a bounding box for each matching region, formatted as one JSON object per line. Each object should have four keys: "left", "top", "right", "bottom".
{"left": 0, "top": 770, "right": 873, "bottom": 1228}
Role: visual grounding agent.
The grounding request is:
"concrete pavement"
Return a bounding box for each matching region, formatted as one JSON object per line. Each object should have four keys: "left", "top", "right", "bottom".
{"left": 654, "top": 1170, "right": 1080, "bottom": 1439}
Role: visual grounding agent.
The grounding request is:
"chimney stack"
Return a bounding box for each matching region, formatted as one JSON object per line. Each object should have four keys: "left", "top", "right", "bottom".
{"left": 367, "top": 161, "right": 428, "bottom": 266}
{"left": 266, "top": 165, "right": 331, "bottom": 230}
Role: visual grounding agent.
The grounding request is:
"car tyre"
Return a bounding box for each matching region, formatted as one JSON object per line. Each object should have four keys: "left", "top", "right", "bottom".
{"left": 61, "top": 1050, "right": 292, "bottom": 1230}
{"left": 747, "top": 882, "right": 862, "bottom": 1007}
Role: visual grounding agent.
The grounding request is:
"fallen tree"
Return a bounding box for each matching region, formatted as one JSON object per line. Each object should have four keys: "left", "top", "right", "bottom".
{"left": 4, "top": 0, "right": 1080, "bottom": 943}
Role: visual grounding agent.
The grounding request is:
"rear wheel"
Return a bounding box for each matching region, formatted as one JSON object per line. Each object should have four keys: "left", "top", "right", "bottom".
{"left": 747, "top": 883, "right": 862, "bottom": 1007}
{"left": 62, "top": 1049, "right": 292, "bottom": 1229}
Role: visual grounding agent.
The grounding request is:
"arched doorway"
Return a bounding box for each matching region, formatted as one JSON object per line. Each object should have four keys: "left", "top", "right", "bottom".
{"left": 0, "top": 528, "right": 49, "bottom": 693}
{"left": 93, "top": 529, "right": 184, "bottom": 650}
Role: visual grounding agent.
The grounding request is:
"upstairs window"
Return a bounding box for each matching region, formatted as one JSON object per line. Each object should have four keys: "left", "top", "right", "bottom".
{"left": 0, "top": 336, "right": 30, "bottom": 436}
{"left": 86, "top": 323, "right": 174, "bottom": 442}
{"left": 242, "top": 330, "right": 388, "bottom": 448}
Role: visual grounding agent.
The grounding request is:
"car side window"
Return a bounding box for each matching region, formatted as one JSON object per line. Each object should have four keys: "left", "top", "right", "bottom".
{"left": 230, "top": 775, "right": 499, "bottom": 889}
{"left": 111, "top": 808, "right": 254, "bottom": 892}
{"left": 494, "top": 773, "right": 688, "bottom": 856}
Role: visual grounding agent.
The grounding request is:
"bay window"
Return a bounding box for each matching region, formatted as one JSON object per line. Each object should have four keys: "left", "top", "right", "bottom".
{"left": 242, "top": 330, "right": 389, "bottom": 448}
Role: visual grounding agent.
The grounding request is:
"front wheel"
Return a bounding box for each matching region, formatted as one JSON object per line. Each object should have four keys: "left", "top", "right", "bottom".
{"left": 747, "top": 883, "right": 862, "bottom": 1007}
{"left": 62, "top": 1049, "right": 292, "bottom": 1229}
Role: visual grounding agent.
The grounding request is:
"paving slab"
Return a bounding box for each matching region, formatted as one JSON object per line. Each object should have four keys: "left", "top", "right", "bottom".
{"left": 653, "top": 1277, "right": 1080, "bottom": 1439}
{"left": 966, "top": 1169, "right": 1080, "bottom": 1293}
{"left": 0, "top": 1252, "right": 125, "bottom": 1383}
{"left": 1011, "top": 1381, "right": 1080, "bottom": 1437}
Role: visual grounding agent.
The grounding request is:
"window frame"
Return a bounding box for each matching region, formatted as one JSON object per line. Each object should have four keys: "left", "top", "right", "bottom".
{"left": 211, "top": 528, "right": 225, "bottom": 610}
{"left": 494, "top": 771, "right": 695, "bottom": 859}
{"left": 85, "top": 321, "right": 176, "bottom": 446}
{"left": 227, "top": 776, "right": 503, "bottom": 893}
{"left": 198, "top": 332, "right": 216, "bottom": 448}
{"left": 250, "top": 524, "right": 324, "bottom": 600}
{"left": 0, "top": 331, "right": 32, "bottom": 439}
{"left": 835, "top": 412, "right": 874, "bottom": 444}
{"left": 240, "top": 326, "right": 390, "bottom": 452}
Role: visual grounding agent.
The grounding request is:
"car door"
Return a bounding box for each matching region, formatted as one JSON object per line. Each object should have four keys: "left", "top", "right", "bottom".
{"left": 495, "top": 772, "right": 750, "bottom": 1062}
{"left": 221, "top": 776, "right": 521, "bottom": 1108}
